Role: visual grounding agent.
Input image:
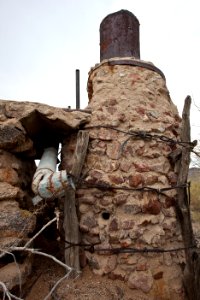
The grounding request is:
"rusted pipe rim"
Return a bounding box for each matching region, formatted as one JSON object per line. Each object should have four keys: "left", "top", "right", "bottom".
{"left": 88, "top": 57, "right": 165, "bottom": 80}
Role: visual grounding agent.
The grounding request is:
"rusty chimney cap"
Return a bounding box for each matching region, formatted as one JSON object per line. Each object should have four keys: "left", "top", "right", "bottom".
{"left": 100, "top": 9, "right": 140, "bottom": 61}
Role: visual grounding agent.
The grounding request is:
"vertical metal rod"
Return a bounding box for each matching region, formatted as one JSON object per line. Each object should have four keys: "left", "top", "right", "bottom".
{"left": 76, "top": 69, "right": 80, "bottom": 109}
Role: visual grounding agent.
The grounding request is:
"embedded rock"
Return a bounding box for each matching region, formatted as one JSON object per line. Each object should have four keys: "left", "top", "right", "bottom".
{"left": 0, "top": 200, "right": 36, "bottom": 238}
{"left": 0, "top": 99, "right": 91, "bottom": 157}
{"left": 128, "top": 270, "right": 154, "bottom": 293}
{"left": 0, "top": 257, "right": 32, "bottom": 291}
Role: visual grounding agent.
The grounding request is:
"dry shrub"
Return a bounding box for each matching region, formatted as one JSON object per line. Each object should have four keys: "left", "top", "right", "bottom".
{"left": 190, "top": 180, "right": 200, "bottom": 222}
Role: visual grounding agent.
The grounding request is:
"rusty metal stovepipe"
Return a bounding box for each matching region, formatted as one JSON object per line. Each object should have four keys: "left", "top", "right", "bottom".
{"left": 100, "top": 9, "right": 140, "bottom": 61}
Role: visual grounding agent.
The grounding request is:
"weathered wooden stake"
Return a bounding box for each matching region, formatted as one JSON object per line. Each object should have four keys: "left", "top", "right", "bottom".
{"left": 175, "top": 96, "right": 200, "bottom": 299}
{"left": 63, "top": 130, "right": 89, "bottom": 273}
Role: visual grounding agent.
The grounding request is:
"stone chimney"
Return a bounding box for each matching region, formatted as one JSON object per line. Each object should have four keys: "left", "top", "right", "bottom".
{"left": 77, "top": 10, "right": 186, "bottom": 299}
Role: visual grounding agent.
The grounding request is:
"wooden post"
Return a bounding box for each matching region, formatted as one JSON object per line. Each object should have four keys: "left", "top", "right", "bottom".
{"left": 175, "top": 96, "right": 200, "bottom": 299}
{"left": 63, "top": 130, "right": 89, "bottom": 272}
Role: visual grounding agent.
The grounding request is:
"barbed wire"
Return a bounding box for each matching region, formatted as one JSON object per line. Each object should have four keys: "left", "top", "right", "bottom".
{"left": 78, "top": 181, "right": 190, "bottom": 198}
{"left": 84, "top": 125, "right": 197, "bottom": 149}
{"left": 64, "top": 239, "right": 197, "bottom": 254}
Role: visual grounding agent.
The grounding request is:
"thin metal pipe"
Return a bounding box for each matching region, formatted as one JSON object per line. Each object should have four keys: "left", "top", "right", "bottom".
{"left": 76, "top": 69, "right": 80, "bottom": 109}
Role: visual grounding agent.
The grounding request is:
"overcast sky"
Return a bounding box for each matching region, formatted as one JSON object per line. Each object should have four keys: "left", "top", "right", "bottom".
{"left": 0, "top": 0, "right": 199, "bottom": 139}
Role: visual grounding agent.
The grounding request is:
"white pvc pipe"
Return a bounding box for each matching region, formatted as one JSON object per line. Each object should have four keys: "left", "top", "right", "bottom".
{"left": 32, "top": 147, "right": 73, "bottom": 204}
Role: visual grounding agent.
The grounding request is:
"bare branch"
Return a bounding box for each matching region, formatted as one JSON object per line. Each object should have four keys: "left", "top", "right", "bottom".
{"left": 9, "top": 247, "right": 73, "bottom": 272}
{"left": 24, "top": 217, "right": 57, "bottom": 248}
{"left": 0, "top": 281, "right": 23, "bottom": 300}
{"left": 192, "top": 149, "right": 200, "bottom": 158}
{"left": 1, "top": 251, "right": 22, "bottom": 298}
{"left": 0, "top": 217, "right": 80, "bottom": 299}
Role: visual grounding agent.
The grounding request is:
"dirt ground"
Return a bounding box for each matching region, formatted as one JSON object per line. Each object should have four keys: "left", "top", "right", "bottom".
{"left": 13, "top": 230, "right": 144, "bottom": 300}
{"left": 23, "top": 256, "right": 148, "bottom": 300}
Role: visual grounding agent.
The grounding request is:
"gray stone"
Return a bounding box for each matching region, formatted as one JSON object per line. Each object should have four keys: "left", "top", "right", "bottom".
{"left": 128, "top": 270, "right": 153, "bottom": 293}
{"left": 0, "top": 257, "right": 32, "bottom": 290}
{"left": 0, "top": 200, "right": 36, "bottom": 238}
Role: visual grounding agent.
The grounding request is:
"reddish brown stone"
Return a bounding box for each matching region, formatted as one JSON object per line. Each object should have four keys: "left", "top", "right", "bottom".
{"left": 98, "top": 128, "right": 118, "bottom": 141}
{"left": 120, "top": 238, "right": 132, "bottom": 247}
{"left": 121, "top": 220, "right": 135, "bottom": 230}
{"left": 150, "top": 103, "right": 156, "bottom": 109}
{"left": 129, "top": 74, "right": 141, "bottom": 85}
{"left": 135, "top": 147, "right": 144, "bottom": 156}
{"left": 113, "top": 194, "right": 128, "bottom": 205}
{"left": 123, "top": 145, "right": 134, "bottom": 156}
{"left": 141, "top": 219, "right": 151, "bottom": 226}
{"left": 128, "top": 73, "right": 141, "bottom": 81}
{"left": 109, "top": 218, "right": 118, "bottom": 231}
{"left": 108, "top": 272, "right": 125, "bottom": 281}
{"left": 0, "top": 182, "right": 21, "bottom": 200}
{"left": 106, "top": 141, "right": 121, "bottom": 159}
{"left": 85, "top": 176, "right": 97, "bottom": 185}
{"left": 136, "top": 263, "right": 147, "bottom": 271}
{"left": 108, "top": 174, "right": 124, "bottom": 185}
{"left": 129, "top": 173, "right": 143, "bottom": 187}
{"left": 153, "top": 271, "right": 163, "bottom": 280}
{"left": 117, "top": 113, "right": 126, "bottom": 122}
{"left": 128, "top": 271, "right": 153, "bottom": 293}
{"left": 144, "top": 174, "right": 158, "bottom": 185}
{"left": 134, "top": 162, "right": 150, "bottom": 172}
{"left": 164, "top": 197, "right": 176, "bottom": 208}
{"left": 80, "top": 250, "right": 87, "bottom": 268}
{"left": 119, "top": 161, "right": 131, "bottom": 172}
{"left": 135, "top": 107, "right": 145, "bottom": 115}
{"left": 142, "top": 199, "right": 161, "bottom": 215}
{"left": 161, "top": 144, "right": 171, "bottom": 153}
{"left": 167, "top": 171, "right": 178, "bottom": 185}
{"left": 80, "top": 213, "right": 97, "bottom": 233}
{"left": 85, "top": 170, "right": 104, "bottom": 185}
{"left": 90, "top": 170, "right": 104, "bottom": 179}
{"left": 0, "top": 168, "right": 19, "bottom": 186}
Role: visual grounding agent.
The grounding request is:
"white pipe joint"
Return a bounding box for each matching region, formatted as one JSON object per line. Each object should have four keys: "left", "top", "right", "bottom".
{"left": 32, "top": 147, "right": 74, "bottom": 204}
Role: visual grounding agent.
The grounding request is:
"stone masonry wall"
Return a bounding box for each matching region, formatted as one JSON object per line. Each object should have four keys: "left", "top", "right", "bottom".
{"left": 76, "top": 58, "right": 186, "bottom": 299}
{"left": 0, "top": 150, "right": 36, "bottom": 289}
{"left": 0, "top": 100, "right": 90, "bottom": 290}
